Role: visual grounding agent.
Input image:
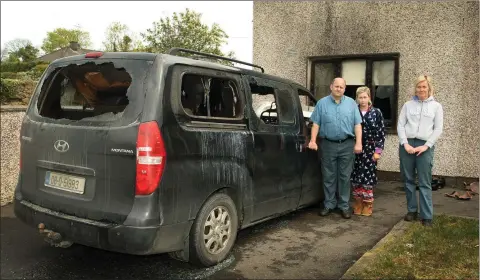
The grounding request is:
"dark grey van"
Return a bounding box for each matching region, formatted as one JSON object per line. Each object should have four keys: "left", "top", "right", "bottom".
{"left": 14, "top": 48, "right": 323, "bottom": 267}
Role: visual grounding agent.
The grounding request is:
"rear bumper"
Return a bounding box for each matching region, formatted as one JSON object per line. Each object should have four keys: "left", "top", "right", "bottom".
{"left": 13, "top": 198, "right": 192, "bottom": 255}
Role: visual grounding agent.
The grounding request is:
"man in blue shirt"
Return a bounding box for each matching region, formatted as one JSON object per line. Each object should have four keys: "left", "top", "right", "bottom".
{"left": 308, "top": 77, "right": 363, "bottom": 219}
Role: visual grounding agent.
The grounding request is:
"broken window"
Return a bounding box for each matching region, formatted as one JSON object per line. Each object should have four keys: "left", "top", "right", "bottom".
{"left": 36, "top": 61, "right": 143, "bottom": 122}
{"left": 250, "top": 82, "right": 295, "bottom": 126}
{"left": 181, "top": 73, "right": 243, "bottom": 119}
{"left": 251, "top": 85, "right": 278, "bottom": 125}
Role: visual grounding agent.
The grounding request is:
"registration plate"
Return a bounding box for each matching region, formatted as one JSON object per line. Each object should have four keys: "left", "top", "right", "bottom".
{"left": 45, "top": 171, "right": 86, "bottom": 194}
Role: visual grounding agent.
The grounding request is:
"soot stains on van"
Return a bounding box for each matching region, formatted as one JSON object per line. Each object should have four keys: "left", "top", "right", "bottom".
{"left": 37, "top": 62, "right": 132, "bottom": 121}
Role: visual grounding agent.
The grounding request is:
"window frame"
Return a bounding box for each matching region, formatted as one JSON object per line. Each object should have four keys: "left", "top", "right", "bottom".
{"left": 171, "top": 65, "right": 247, "bottom": 127}
{"left": 308, "top": 53, "right": 400, "bottom": 133}
{"left": 245, "top": 75, "right": 300, "bottom": 134}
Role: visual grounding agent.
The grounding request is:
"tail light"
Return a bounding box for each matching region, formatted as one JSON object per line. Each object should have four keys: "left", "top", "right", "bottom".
{"left": 135, "top": 121, "right": 166, "bottom": 195}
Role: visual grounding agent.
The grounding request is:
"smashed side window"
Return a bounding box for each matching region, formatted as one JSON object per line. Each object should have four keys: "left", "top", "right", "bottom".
{"left": 37, "top": 62, "right": 132, "bottom": 121}
{"left": 251, "top": 83, "right": 295, "bottom": 126}
{"left": 251, "top": 84, "right": 279, "bottom": 125}
{"left": 181, "top": 74, "right": 243, "bottom": 119}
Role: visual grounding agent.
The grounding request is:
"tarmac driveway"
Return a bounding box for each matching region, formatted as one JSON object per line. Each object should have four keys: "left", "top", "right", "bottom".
{"left": 1, "top": 181, "right": 477, "bottom": 279}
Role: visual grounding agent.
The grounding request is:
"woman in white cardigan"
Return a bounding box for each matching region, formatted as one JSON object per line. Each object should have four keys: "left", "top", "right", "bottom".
{"left": 397, "top": 75, "right": 444, "bottom": 227}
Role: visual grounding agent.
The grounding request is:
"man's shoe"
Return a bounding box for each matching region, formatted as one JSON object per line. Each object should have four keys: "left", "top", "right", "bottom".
{"left": 319, "top": 208, "right": 331, "bottom": 216}
{"left": 341, "top": 210, "right": 352, "bottom": 219}
{"left": 422, "top": 219, "right": 433, "bottom": 227}
{"left": 404, "top": 212, "right": 418, "bottom": 222}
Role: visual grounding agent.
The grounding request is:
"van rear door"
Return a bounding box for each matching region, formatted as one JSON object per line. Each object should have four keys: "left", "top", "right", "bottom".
{"left": 19, "top": 54, "right": 155, "bottom": 224}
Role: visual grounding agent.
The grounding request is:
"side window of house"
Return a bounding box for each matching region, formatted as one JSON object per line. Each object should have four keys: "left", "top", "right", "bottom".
{"left": 180, "top": 73, "right": 243, "bottom": 121}
{"left": 249, "top": 77, "right": 296, "bottom": 126}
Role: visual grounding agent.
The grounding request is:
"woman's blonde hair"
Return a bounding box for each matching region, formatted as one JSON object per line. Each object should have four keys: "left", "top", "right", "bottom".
{"left": 356, "top": 86, "right": 372, "bottom": 105}
{"left": 415, "top": 75, "right": 434, "bottom": 97}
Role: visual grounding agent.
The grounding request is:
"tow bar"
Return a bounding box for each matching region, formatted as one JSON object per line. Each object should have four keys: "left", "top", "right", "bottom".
{"left": 38, "top": 223, "right": 73, "bottom": 248}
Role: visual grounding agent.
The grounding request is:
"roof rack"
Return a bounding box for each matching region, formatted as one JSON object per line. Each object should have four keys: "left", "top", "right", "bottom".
{"left": 167, "top": 48, "right": 265, "bottom": 73}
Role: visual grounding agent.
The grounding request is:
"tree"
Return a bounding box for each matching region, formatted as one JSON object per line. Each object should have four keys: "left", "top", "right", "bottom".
{"left": 3, "top": 38, "right": 31, "bottom": 61}
{"left": 103, "top": 22, "right": 147, "bottom": 52}
{"left": 103, "top": 22, "right": 130, "bottom": 52}
{"left": 141, "top": 8, "right": 235, "bottom": 60}
{"left": 1, "top": 38, "right": 39, "bottom": 62}
{"left": 1, "top": 48, "right": 8, "bottom": 61}
{"left": 41, "top": 27, "right": 92, "bottom": 53}
{"left": 15, "top": 44, "right": 40, "bottom": 62}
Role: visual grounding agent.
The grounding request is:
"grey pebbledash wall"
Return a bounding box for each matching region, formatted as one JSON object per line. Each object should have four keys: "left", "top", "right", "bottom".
{"left": 253, "top": 1, "right": 479, "bottom": 178}
{"left": 1, "top": 106, "right": 26, "bottom": 206}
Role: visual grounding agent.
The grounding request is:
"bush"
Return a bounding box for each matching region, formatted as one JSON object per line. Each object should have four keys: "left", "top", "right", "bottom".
{"left": 0, "top": 72, "right": 31, "bottom": 80}
{"left": 0, "top": 79, "right": 21, "bottom": 103}
{"left": 0, "top": 78, "right": 37, "bottom": 105}
{"left": 0, "top": 61, "right": 36, "bottom": 73}
{"left": 30, "top": 63, "right": 49, "bottom": 79}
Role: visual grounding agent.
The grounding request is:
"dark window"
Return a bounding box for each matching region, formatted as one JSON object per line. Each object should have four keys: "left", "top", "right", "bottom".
{"left": 309, "top": 54, "right": 399, "bottom": 131}
{"left": 250, "top": 81, "right": 296, "bottom": 126}
{"left": 35, "top": 60, "right": 150, "bottom": 124}
{"left": 180, "top": 73, "right": 243, "bottom": 120}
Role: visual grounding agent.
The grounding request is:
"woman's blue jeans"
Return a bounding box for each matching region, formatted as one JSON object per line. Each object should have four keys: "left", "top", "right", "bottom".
{"left": 399, "top": 138, "right": 435, "bottom": 220}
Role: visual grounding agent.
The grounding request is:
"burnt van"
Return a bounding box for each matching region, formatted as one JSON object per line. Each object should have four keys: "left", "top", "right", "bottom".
{"left": 14, "top": 48, "right": 322, "bottom": 267}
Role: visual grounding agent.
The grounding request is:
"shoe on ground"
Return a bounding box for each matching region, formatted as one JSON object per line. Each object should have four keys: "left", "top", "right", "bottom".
{"left": 341, "top": 209, "right": 352, "bottom": 219}
{"left": 422, "top": 219, "right": 433, "bottom": 227}
{"left": 319, "top": 208, "right": 331, "bottom": 216}
{"left": 404, "top": 212, "right": 418, "bottom": 222}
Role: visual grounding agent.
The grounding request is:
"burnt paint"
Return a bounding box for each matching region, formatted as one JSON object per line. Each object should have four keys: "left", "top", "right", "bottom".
{"left": 156, "top": 64, "right": 254, "bottom": 228}
{"left": 17, "top": 57, "right": 154, "bottom": 225}
{"left": 243, "top": 76, "right": 304, "bottom": 221}
{"left": 15, "top": 52, "right": 323, "bottom": 256}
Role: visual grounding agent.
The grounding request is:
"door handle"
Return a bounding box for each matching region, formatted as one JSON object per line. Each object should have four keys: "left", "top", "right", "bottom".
{"left": 296, "top": 142, "right": 304, "bottom": 152}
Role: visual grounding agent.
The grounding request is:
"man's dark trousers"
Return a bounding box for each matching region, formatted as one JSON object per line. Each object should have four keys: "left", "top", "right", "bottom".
{"left": 320, "top": 138, "right": 355, "bottom": 211}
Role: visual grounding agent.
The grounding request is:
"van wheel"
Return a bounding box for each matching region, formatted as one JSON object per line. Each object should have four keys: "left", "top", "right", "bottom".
{"left": 190, "top": 193, "right": 238, "bottom": 267}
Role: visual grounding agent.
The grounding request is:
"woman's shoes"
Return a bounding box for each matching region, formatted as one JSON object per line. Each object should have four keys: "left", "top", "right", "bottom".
{"left": 352, "top": 198, "right": 373, "bottom": 216}
{"left": 361, "top": 201, "right": 373, "bottom": 216}
{"left": 353, "top": 198, "right": 363, "bottom": 215}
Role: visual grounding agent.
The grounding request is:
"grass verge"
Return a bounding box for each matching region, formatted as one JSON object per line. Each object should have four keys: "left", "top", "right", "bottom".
{"left": 350, "top": 215, "right": 479, "bottom": 279}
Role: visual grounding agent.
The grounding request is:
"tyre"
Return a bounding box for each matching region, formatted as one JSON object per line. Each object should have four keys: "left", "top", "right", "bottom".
{"left": 189, "top": 193, "right": 238, "bottom": 267}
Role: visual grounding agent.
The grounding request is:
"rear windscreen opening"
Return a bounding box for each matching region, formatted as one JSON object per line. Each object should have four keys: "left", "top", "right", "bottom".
{"left": 36, "top": 62, "right": 134, "bottom": 121}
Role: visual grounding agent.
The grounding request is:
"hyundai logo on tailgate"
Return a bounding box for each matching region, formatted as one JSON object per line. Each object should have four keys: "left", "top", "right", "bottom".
{"left": 54, "top": 140, "right": 70, "bottom": 153}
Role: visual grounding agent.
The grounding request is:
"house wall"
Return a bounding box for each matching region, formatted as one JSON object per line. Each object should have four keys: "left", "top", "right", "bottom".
{"left": 253, "top": 1, "right": 479, "bottom": 178}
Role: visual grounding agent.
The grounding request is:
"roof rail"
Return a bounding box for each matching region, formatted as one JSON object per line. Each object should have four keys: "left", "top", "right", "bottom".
{"left": 167, "top": 48, "right": 265, "bottom": 73}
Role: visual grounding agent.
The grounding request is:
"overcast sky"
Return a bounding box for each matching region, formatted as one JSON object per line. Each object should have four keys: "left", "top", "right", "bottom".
{"left": 0, "top": 1, "right": 253, "bottom": 62}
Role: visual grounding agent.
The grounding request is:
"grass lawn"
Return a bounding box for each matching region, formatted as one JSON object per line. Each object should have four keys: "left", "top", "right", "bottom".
{"left": 351, "top": 215, "right": 479, "bottom": 279}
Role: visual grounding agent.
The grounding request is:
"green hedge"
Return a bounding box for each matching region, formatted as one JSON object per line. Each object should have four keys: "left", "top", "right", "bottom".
{"left": 0, "top": 61, "right": 50, "bottom": 74}
{"left": 0, "top": 61, "right": 36, "bottom": 73}
{"left": 31, "top": 63, "right": 49, "bottom": 78}
{"left": 0, "top": 79, "right": 21, "bottom": 103}
{"left": 1, "top": 72, "right": 31, "bottom": 80}
{"left": 0, "top": 78, "right": 37, "bottom": 105}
